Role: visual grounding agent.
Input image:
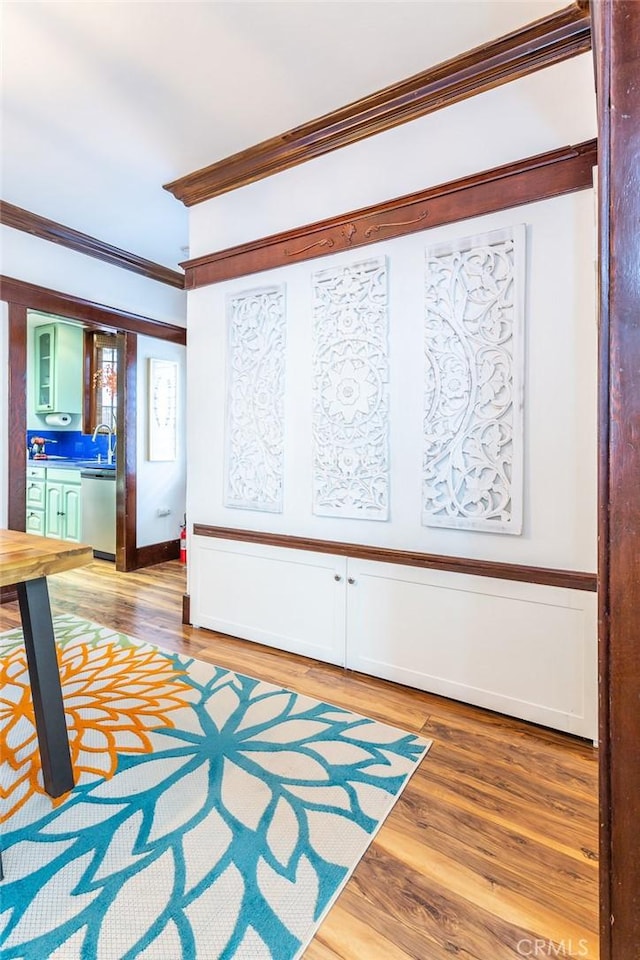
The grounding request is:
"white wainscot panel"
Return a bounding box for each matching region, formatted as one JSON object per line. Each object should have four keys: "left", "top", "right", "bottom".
{"left": 345, "top": 559, "right": 597, "bottom": 739}
{"left": 191, "top": 537, "right": 347, "bottom": 666}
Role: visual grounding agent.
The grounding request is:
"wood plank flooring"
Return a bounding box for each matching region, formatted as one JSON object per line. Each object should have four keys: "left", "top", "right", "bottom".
{"left": 0, "top": 559, "right": 599, "bottom": 959}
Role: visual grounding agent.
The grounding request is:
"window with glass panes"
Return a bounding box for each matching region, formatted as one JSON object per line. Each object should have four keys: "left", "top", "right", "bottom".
{"left": 85, "top": 331, "right": 118, "bottom": 433}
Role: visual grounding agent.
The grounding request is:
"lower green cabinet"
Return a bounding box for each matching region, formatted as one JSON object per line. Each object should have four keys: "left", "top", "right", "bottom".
{"left": 26, "top": 509, "right": 45, "bottom": 535}
{"left": 26, "top": 466, "right": 46, "bottom": 536}
{"left": 26, "top": 467, "right": 81, "bottom": 543}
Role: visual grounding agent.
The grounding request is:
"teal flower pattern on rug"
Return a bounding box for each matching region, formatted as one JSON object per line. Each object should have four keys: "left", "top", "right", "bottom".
{"left": 0, "top": 617, "right": 430, "bottom": 960}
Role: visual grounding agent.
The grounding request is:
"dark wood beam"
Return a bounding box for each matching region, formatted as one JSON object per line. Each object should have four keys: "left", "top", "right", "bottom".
{"left": 182, "top": 139, "right": 597, "bottom": 289}
{"left": 118, "top": 333, "right": 137, "bottom": 572}
{"left": 593, "top": 1, "right": 640, "bottom": 956}
{"left": 165, "top": 2, "right": 591, "bottom": 206}
{"left": 0, "top": 201, "right": 185, "bottom": 289}
{"left": 0, "top": 276, "right": 186, "bottom": 345}
{"left": 1, "top": 303, "right": 28, "bottom": 605}
{"left": 7, "top": 303, "right": 27, "bottom": 532}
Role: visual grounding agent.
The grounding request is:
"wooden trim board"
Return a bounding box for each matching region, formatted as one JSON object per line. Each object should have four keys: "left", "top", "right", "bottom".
{"left": 0, "top": 276, "right": 186, "bottom": 344}
{"left": 165, "top": 2, "right": 591, "bottom": 205}
{"left": 193, "top": 524, "right": 597, "bottom": 592}
{"left": 182, "top": 139, "right": 597, "bottom": 288}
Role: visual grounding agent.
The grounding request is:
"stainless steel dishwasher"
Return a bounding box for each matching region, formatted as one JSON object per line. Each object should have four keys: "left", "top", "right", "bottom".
{"left": 81, "top": 470, "right": 116, "bottom": 559}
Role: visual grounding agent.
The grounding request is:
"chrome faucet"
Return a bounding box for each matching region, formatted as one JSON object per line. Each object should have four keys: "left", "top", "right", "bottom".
{"left": 91, "top": 423, "right": 115, "bottom": 464}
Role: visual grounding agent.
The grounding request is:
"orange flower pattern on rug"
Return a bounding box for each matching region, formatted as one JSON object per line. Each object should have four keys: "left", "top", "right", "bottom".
{"left": 0, "top": 632, "right": 189, "bottom": 822}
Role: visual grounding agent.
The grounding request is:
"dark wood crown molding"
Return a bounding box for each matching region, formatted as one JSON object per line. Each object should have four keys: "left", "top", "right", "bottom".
{"left": 0, "top": 201, "right": 185, "bottom": 289}
{"left": 182, "top": 139, "right": 597, "bottom": 289}
{"left": 0, "top": 276, "right": 186, "bottom": 344}
{"left": 193, "top": 524, "right": 597, "bottom": 592}
{"left": 165, "top": 2, "right": 591, "bottom": 206}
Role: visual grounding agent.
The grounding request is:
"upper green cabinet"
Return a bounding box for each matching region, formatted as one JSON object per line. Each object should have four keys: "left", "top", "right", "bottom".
{"left": 34, "top": 322, "right": 83, "bottom": 414}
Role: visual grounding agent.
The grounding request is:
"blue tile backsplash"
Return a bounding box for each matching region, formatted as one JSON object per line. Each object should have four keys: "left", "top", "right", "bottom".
{"left": 26, "top": 429, "right": 112, "bottom": 461}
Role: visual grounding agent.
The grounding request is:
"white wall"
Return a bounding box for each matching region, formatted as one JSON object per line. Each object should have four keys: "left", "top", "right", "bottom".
{"left": 186, "top": 49, "right": 598, "bottom": 573}
{"left": 189, "top": 54, "right": 596, "bottom": 256}
{"left": 0, "top": 226, "right": 186, "bottom": 327}
{"left": 136, "top": 335, "right": 187, "bottom": 548}
{"left": 184, "top": 45, "right": 598, "bottom": 728}
{"left": 187, "top": 192, "right": 597, "bottom": 572}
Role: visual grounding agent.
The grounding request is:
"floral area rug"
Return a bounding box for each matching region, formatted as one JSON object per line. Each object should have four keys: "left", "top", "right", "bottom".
{"left": 0, "top": 616, "right": 430, "bottom": 960}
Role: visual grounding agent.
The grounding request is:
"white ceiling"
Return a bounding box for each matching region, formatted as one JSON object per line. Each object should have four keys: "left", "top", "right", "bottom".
{"left": 1, "top": 0, "right": 565, "bottom": 271}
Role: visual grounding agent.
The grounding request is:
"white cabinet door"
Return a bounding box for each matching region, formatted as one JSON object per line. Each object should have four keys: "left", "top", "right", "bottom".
{"left": 45, "top": 484, "right": 64, "bottom": 539}
{"left": 192, "top": 537, "right": 347, "bottom": 666}
{"left": 26, "top": 479, "right": 46, "bottom": 509}
{"left": 26, "top": 509, "right": 45, "bottom": 535}
{"left": 345, "top": 558, "right": 597, "bottom": 739}
{"left": 190, "top": 539, "right": 597, "bottom": 738}
{"left": 63, "top": 485, "right": 82, "bottom": 542}
{"left": 44, "top": 474, "right": 81, "bottom": 542}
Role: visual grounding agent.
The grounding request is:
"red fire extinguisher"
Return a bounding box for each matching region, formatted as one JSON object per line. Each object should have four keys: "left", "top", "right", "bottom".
{"left": 180, "top": 517, "right": 187, "bottom": 564}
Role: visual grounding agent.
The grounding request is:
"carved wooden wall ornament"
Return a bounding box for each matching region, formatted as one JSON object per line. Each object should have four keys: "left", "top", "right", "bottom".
{"left": 312, "top": 257, "right": 390, "bottom": 520}
{"left": 224, "top": 286, "right": 286, "bottom": 513}
{"left": 422, "top": 225, "right": 525, "bottom": 533}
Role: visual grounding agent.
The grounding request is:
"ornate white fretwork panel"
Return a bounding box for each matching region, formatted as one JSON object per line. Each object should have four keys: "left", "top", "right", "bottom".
{"left": 224, "top": 286, "right": 286, "bottom": 513}
{"left": 312, "top": 257, "right": 390, "bottom": 520}
{"left": 422, "top": 226, "right": 525, "bottom": 534}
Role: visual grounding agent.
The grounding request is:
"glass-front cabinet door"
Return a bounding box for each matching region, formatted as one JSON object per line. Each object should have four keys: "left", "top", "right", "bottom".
{"left": 35, "top": 323, "right": 56, "bottom": 412}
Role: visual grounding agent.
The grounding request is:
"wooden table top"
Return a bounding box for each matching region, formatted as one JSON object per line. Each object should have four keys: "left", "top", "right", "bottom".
{"left": 0, "top": 529, "right": 94, "bottom": 588}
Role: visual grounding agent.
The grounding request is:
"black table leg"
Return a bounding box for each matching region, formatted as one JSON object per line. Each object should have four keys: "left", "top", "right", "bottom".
{"left": 17, "top": 577, "right": 74, "bottom": 797}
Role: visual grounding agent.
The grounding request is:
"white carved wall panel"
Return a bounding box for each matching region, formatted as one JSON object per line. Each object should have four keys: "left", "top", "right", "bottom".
{"left": 312, "top": 257, "right": 390, "bottom": 520}
{"left": 224, "top": 286, "right": 286, "bottom": 513}
{"left": 422, "top": 225, "right": 525, "bottom": 533}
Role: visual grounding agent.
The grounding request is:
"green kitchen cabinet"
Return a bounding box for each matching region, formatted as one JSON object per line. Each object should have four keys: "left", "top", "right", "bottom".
{"left": 26, "top": 508, "right": 46, "bottom": 535}
{"left": 34, "top": 322, "right": 83, "bottom": 414}
{"left": 26, "top": 468, "right": 46, "bottom": 509}
{"left": 44, "top": 470, "right": 82, "bottom": 542}
{"left": 25, "top": 465, "right": 46, "bottom": 536}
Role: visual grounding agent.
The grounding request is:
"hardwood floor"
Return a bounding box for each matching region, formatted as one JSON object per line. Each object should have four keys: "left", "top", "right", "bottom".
{"left": 0, "top": 559, "right": 599, "bottom": 959}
